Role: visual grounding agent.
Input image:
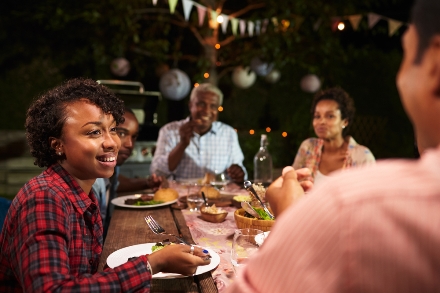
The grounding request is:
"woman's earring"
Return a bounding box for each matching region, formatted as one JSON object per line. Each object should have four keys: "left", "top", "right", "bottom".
{"left": 342, "top": 125, "right": 346, "bottom": 129}
{"left": 58, "top": 152, "right": 62, "bottom": 156}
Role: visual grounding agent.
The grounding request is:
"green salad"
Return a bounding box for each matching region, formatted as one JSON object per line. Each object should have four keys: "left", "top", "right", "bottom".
{"left": 133, "top": 200, "right": 164, "bottom": 206}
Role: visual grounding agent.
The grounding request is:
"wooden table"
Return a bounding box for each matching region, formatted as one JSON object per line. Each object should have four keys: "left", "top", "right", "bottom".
{"left": 98, "top": 204, "right": 219, "bottom": 293}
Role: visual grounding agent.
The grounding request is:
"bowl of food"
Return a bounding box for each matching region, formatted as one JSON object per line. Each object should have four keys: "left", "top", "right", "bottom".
{"left": 231, "top": 195, "right": 252, "bottom": 208}
{"left": 234, "top": 208, "right": 274, "bottom": 232}
{"left": 200, "top": 205, "right": 228, "bottom": 223}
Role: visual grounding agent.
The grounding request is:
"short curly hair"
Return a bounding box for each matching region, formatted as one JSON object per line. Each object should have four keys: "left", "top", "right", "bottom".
{"left": 25, "top": 78, "right": 125, "bottom": 168}
{"left": 310, "top": 87, "right": 356, "bottom": 137}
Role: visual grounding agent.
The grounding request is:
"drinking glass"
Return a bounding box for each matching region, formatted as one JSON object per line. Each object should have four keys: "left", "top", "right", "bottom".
{"left": 210, "top": 170, "right": 229, "bottom": 191}
{"left": 187, "top": 194, "right": 204, "bottom": 212}
{"left": 230, "top": 228, "right": 265, "bottom": 274}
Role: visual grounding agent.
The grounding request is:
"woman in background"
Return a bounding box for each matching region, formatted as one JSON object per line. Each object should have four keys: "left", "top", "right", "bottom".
{"left": 292, "top": 87, "right": 375, "bottom": 186}
{"left": 0, "top": 78, "right": 209, "bottom": 292}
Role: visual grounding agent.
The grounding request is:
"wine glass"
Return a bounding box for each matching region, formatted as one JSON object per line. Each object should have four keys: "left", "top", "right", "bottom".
{"left": 209, "top": 170, "right": 229, "bottom": 191}
{"left": 230, "top": 228, "right": 265, "bottom": 274}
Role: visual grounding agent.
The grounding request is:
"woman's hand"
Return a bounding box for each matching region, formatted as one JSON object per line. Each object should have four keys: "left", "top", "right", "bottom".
{"left": 266, "top": 167, "right": 313, "bottom": 217}
{"left": 147, "top": 244, "right": 211, "bottom": 276}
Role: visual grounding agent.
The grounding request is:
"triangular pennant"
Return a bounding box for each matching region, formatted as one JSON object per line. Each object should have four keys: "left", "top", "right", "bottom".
{"left": 221, "top": 15, "right": 229, "bottom": 34}
{"left": 168, "top": 0, "right": 178, "bottom": 14}
{"left": 196, "top": 5, "right": 207, "bottom": 27}
{"left": 248, "top": 21, "right": 255, "bottom": 37}
{"left": 331, "top": 17, "right": 341, "bottom": 32}
{"left": 313, "top": 18, "right": 322, "bottom": 31}
{"left": 388, "top": 19, "right": 402, "bottom": 36}
{"left": 210, "top": 9, "right": 218, "bottom": 22}
{"left": 231, "top": 18, "right": 239, "bottom": 35}
{"left": 239, "top": 19, "right": 246, "bottom": 36}
{"left": 182, "top": 0, "right": 193, "bottom": 21}
{"left": 293, "top": 16, "right": 304, "bottom": 31}
{"left": 271, "top": 17, "right": 279, "bottom": 31}
{"left": 261, "top": 18, "right": 269, "bottom": 34}
{"left": 255, "top": 20, "right": 261, "bottom": 35}
{"left": 348, "top": 14, "right": 362, "bottom": 30}
{"left": 368, "top": 13, "right": 381, "bottom": 29}
{"left": 152, "top": 0, "right": 158, "bottom": 6}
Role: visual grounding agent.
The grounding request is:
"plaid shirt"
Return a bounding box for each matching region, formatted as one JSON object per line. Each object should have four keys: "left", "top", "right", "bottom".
{"left": 292, "top": 136, "right": 375, "bottom": 178}
{"left": 0, "top": 164, "right": 152, "bottom": 292}
{"left": 150, "top": 117, "right": 247, "bottom": 180}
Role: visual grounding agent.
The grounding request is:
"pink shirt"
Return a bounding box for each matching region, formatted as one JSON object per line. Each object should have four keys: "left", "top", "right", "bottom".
{"left": 227, "top": 146, "right": 440, "bottom": 293}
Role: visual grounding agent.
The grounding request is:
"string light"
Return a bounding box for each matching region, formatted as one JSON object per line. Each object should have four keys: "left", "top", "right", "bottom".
{"left": 217, "top": 15, "right": 224, "bottom": 23}
{"left": 282, "top": 132, "right": 288, "bottom": 137}
{"left": 249, "top": 129, "right": 255, "bottom": 135}
{"left": 218, "top": 106, "right": 223, "bottom": 112}
{"left": 204, "top": 72, "right": 209, "bottom": 78}
{"left": 194, "top": 83, "right": 199, "bottom": 87}
{"left": 266, "top": 127, "right": 271, "bottom": 133}
{"left": 337, "top": 22, "right": 345, "bottom": 31}
{"left": 215, "top": 44, "right": 221, "bottom": 49}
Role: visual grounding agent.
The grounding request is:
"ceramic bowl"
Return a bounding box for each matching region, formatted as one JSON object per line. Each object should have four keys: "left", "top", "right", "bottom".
{"left": 200, "top": 207, "right": 228, "bottom": 223}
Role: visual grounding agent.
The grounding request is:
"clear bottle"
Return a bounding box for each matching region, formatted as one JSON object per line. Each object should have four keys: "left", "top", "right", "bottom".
{"left": 253, "top": 134, "right": 273, "bottom": 187}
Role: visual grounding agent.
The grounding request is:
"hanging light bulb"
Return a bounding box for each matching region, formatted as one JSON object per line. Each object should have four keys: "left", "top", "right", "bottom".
{"left": 204, "top": 72, "right": 210, "bottom": 78}
{"left": 217, "top": 15, "right": 224, "bottom": 23}
{"left": 218, "top": 106, "right": 224, "bottom": 112}
{"left": 337, "top": 22, "right": 345, "bottom": 31}
{"left": 249, "top": 129, "right": 255, "bottom": 135}
{"left": 282, "top": 132, "right": 288, "bottom": 137}
{"left": 215, "top": 44, "right": 221, "bottom": 49}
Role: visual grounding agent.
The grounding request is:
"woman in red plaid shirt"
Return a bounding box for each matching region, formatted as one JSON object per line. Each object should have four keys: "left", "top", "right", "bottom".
{"left": 0, "top": 78, "right": 209, "bottom": 292}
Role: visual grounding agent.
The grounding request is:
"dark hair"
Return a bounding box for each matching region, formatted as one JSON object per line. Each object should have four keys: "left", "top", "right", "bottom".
{"left": 411, "top": 0, "right": 440, "bottom": 63}
{"left": 26, "top": 78, "right": 125, "bottom": 168}
{"left": 310, "top": 87, "right": 356, "bottom": 137}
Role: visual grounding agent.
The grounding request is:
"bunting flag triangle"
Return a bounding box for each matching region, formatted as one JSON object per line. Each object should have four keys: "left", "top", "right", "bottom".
{"left": 168, "top": 0, "right": 178, "bottom": 14}
{"left": 261, "top": 18, "right": 269, "bottom": 34}
{"left": 182, "top": 0, "right": 193, "bottom": 21}
{"left": 152, "top": 0, "right": 158, "bottom": 6}
{"left": 231, "top": 18, "right": 238, "bottom": 35}
{"left": 348, "top": 14, "right": 362, "bottom": 30}
{"left": 221, "top": 15, "right": 229, "bottom": 34}
{"left": 210, "top": 10, "right": 218, "bottom": 22}
{"left": 368, "top": 13, "right": 381, "bottom": 29}
{"left": 313, "top": 18, "right": 322, "bottom": 31}
{"left": 248, "top": 21, "right": 255, "bottom": 37}
{"left": 331, "top": 17, "right": 341, "bottom": 32}
{"left": 255, "top": 20, "right": 261, "bottom": 35}
{"left": 239, "top": 19, "right": 246, "bottom": 36}
{"left": 196, "top": 5, "right": 207, "bottom": 27}
{"left": 272, "top": 17, "right": 279, "bottom": 32}
{"left": 388, "top": 19, "right": 402, "bottom": 36}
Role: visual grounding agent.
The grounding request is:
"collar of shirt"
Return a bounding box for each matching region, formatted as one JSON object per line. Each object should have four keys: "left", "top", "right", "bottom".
{"left": 185, "top": 116, "right": 219, "bottom": 136}
{"left": 49, "top": 164, "right": 97, "bottom": 215}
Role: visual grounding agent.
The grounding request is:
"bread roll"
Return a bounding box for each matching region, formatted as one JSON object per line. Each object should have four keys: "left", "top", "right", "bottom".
{"left": 200, "top": 186, "right": 220, "bottom": 199}
{"left": 154, "top": 188, "right": 179, "bottom": 202}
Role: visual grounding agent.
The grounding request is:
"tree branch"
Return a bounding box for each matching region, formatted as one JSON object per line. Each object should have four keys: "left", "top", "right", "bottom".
{"left": 228, "top": 3, "right": 266, "bottom": 18}
{"left": 219, "top": 35, "right": 235, "bottom": 46}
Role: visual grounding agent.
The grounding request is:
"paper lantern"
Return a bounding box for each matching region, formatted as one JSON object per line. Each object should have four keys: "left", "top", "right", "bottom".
{"left": 232, "top": 66, "right": 256, "bottom": 89}
{"left": 250, "top": 57, "right": 274, "bottom": 77}
{"left": 110, "top": 57, "right": 130, "bottom": 77}
{"left": 159, "top": 69, "right": 191, "bottom": 101}
{"left": 300, "top": 74, "right": 321, "bottom": 93}
{"left": 265, "top": 69, "right": 281, "bottom": 84}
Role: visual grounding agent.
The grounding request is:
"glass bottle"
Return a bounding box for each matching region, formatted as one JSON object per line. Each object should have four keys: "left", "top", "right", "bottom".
{"left": 253, "top": 134, "right": 273, "bottom": 187}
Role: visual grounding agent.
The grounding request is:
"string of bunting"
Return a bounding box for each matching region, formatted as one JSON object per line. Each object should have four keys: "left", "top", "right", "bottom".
{"left": 152, "top": 0, "right": 407, "bottom": 37}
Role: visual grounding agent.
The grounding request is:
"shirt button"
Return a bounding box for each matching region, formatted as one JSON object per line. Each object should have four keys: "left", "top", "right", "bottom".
{"left": 89, "top": 259, "right": 93, "bottom": 265}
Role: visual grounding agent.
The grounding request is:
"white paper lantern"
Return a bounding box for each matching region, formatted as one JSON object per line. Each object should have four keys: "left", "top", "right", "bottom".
{"left": 232, "top": 66, "right": 257, "bottom": 89}
{"left": 300, "top": 74, "right": 321, "bottom": 93}
{"left": 110, "top": 57, "right": 130, "bottom": 77}
{"left": 250, "top": 57, "right": 274, "bottom": 77}
{"left": 159, "top": 69, "right": 191, "bottom": 101}
{"left": 265, "top": 69, "right": 281, "bottom": 84}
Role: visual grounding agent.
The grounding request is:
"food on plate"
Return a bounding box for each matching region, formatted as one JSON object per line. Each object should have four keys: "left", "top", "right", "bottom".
{"left": 124, "top": 194, "right": 164, "bottom": 206}
{"left": 201, "top": 172, "right": 215, "bottom": 185}
{"left": 201, "top": 204, "right": 225, "bottom": 214}
{"left": 151, "top": 240, "right": 176, "bottom": 252}
{"left": 153, "top": 188, "right": 179, "bottom": 202}
{"left": 199, "top": 186, "right": 220, "bottom": 199}
{"left": 232, "top": 195, "right": 252, "bottom": 202}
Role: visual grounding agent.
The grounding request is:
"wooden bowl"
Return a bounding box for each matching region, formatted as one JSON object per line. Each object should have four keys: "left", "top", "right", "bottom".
{"left": 200, "top": 207, "right": 228, "bottom": 223}
{"left": 234, "top": 208, "right": 274, "bottom": 232}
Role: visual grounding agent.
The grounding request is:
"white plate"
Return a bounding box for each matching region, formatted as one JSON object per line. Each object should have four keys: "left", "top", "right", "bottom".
{"left": 255, "top": 231, "right": 270, "bottom": 246}
{"left": 107, "top": 243, "right": 220, "bottom": 278}
{"left": 111, "top": 194, "right": 178, "bottom": 209}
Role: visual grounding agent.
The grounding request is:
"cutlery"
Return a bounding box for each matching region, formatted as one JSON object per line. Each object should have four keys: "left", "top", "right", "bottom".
{"left": 201, "top": 191, "right": 209, "bottom": 207}
{"left": 144, "top": 215, "right": 189, "bottom": 245}
{"left": 241, "top": 201, "right": 262, "bottom": 219}
{"left": 243, "top": 181, "right": 275, "bottom": 220}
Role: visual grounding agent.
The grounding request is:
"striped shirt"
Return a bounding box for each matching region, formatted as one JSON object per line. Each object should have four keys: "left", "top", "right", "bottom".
{"left": 292, "top": 136, "right": 375, "bottom": 178}
{"left": 150, "top": 117, "right": 247, "bottom": 180}
{"left": 227, "top": 146, "right": 440, "bottom": 293}
{"left": 0, "top": 164, "right": 152, "bottom": 292}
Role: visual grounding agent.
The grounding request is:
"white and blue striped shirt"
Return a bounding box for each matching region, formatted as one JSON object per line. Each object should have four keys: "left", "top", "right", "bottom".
{"left": 150, "top": 117, "right": 247, "bottom": 180}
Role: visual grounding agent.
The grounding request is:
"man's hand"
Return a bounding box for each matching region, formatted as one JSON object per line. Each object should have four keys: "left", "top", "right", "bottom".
{"left": 266, "top": 167, "right": 313, "bottom": 217}
{"left": 179, "top": 119, "right": 201, "bottom": 146}
{"left": 226, "top": 164, "right": 245, "bottom": 185}
{"left": 147, "top": 244, "right": 211, "bottom": 276}
{"left": 146, "top": 174, "right": 163, "bottom": 191}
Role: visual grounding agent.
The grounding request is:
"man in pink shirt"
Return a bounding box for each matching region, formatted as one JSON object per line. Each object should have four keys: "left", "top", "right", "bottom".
{"left": 227, "top": 0, "right": 440, "bottom": 292}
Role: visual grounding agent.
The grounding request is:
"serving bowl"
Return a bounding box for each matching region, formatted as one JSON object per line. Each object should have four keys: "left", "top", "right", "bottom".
{"left": 200, "top": 207, "right": 228, "bottom": 223}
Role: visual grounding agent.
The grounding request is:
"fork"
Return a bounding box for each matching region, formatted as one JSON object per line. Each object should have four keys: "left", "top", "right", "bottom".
{"left": 144, "top": 215, "right": 189, "bottom": 245}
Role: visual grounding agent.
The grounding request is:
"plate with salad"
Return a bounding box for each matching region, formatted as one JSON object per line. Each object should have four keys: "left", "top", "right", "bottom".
{"left": 111, "top": 194, "right": 178, "bottom": 209}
